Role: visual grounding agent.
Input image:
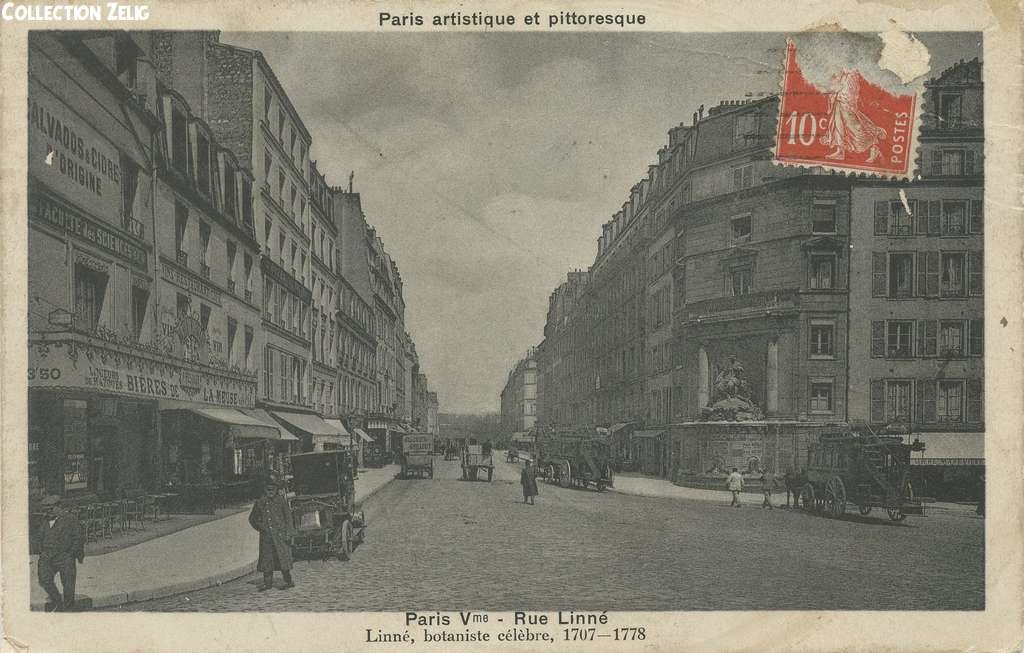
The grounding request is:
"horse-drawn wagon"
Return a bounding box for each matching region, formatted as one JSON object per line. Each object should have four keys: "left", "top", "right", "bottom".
{"left": 797, "top": 429, "right": 925, "bottom": 521}
{"left": 537, "top": 429, "right": 614, "bottom": 491}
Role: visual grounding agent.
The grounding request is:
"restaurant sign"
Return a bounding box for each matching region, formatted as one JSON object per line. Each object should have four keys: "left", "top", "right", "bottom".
{"left": 29, "top": 337, "right": 256, "bottom": 408}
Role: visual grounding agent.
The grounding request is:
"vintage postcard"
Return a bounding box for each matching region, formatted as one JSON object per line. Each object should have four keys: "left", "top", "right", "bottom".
{"left": 1, "top": 1, "right": 1021, "bottom": 652}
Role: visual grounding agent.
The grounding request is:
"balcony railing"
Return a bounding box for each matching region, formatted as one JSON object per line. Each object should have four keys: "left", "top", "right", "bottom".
{"left": 201, "top": 264, "right": 211, "bottom": 280}
{"left": 684, "top": 288, "right": 798, "bottom": 321}
{"left": 176, "top": 250, "right": 188, "bottom": 266}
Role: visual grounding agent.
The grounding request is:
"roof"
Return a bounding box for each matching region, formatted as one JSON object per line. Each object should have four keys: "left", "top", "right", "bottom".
{"left": 270, "top": 410, "right": 345, "bottom": 437}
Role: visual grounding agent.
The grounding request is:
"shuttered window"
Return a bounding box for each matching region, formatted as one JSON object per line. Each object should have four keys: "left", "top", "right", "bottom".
{"left": 873, "top": 201, "right": 888, "bottom": 235}
{"left": 870, "top": 321, "right": 886, "bottom": 357}
{"left": 869, "top": 380, "right": 885, "bottom": 423}
{"left": 966, "top": 379, "right": 983, "bottom": 423}
{"left": 917, "top": 379, "right": 936, "bottom": 423}
{"left": 917, "top": 320, "right": 937, "bottom": 357}
{"left": 969, "top": 200, "right": 983, "bottom": 234}
{"left": 871, "top": 252, "right": 887, "bottom": 296}
{"left": 968, "top": 251, "right": 983, "bottom": 295}
{"left": 917, "top": 251, "right": 940, "bottom": 297}
{"left": 969, "top": 319, "right": 984, "bottom": 356}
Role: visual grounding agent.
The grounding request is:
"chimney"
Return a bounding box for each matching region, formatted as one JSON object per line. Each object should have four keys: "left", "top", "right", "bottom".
{"left": 698, "top": 104, "right": 704, "bottom": 120}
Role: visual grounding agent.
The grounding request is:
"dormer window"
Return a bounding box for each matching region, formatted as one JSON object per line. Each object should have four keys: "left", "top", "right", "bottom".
{"left": 730, "top": 213, "right": 751, "bottom": 244}
{"left": 196, "top": 133, "right": 211, "bottom": 195}
{"left": 115, "top": 38, "right": 137, "bottom": 91}
{"left": 223, "top": 160, "right": 237, "bottom": 219}
{"left": 939, "top": 93, "right": 962, "bottom": 129}
{"left": 812, "top": 201, "right": 836, "bottom": 234}
{"left": 170, "top": 108, "right": 188, "bottom": 175}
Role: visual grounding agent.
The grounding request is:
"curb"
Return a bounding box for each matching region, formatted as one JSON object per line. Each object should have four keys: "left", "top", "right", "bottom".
{"left": 31, "top": 472, "right": 400, "bottom": 611}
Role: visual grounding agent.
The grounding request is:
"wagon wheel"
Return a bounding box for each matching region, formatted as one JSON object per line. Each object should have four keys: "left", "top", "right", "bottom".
{"left": 858, "top": 504, "right": 873, "bottom": 516}
{"left": 336, "top": 519, "right": 353, "bottom": 560}
{"left": 559, "top": 461, "right": 572, "bottom": 488}
{"left": 799, "top": 483, "right": 816, "bottom": 513}
{"left": 886, "top": 506, "right": 906, "bottom": 522}
{"left": 546, "top": 464, "right": 555, "bottom": 484}
{"left": 596, "top": 481, "right": 606, "bottom": 492}
{"left": 825, "top": 477, "right": 847, "bottom": 518}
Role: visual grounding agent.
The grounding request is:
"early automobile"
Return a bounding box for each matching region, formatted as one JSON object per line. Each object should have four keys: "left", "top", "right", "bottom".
{"left": 798, "top": 428, "right": 925, "bottom": 521}
{"left": 288, "top": 450, "right": 366, "bottom": 560}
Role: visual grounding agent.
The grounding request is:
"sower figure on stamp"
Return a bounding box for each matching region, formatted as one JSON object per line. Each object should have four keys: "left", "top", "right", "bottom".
{"left": 521, "top": 459, "right": 539, "bottom": 505}
{"left": 37, "top": 495, "right": 85, "bottom": 612}
{"left": 249, "top": 478, "right": 297, "bottom": 591}
{"left": 821, "top": 69, "right": 887, "bottom": 163}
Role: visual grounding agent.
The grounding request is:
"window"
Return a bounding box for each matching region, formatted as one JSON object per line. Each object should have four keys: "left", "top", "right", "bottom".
{"left": 290, "top": 130, "right": 297, "bottom": 160}
{"left": 939, "top": 93, "right": 962, "bottom": 129}
{"left": 730, "top": 267, "right": 751, "bottom": 296}
{"left": 969, "top": 319, "right": 983, "bottom": 356}
{"left": 244, "top": 326, "right": 254, "bottom": 368}
{"left": 199, "top": 222, "right": 211, "bottom": 278}
{"left": 969, "top": 251, "right": 983, "bottom": 295}
{"left": 196, "top": 134, "right": 211, "bottom": 195}
{"left": 942, "top": 149, "right": 964, "bottom": 176}
{"left": 812, "top": 202, "right": 836, "bottom": 234}
{"left": 279, "top": 234, "right": 286, "bottom": 266}
{"left": 121, "top": 154, "right": 140, "bottom": 224}
{"left": 241, "top": 178, "right": 253, "bottom": 230}
{"left": 731, "top": 214, "right": 751, "bottom": 243}
{"left": 809, "top": 381, "right": 833, "bottom": 413}
{"left": 73, "top": 263, "right": 108, "bottom": 332}
{"left": 889, "top": 253, "right": 914, "bottom": 298}
{"left": 130, "top": 283, "right": 149, "bottom": 340}
{"left": 226, "top": 241, "right": 236, "bottom": 291}
{"left": 886, "top": 321, "right": 913, "bottom": 358}
{"left": 940, "top": 252, "right": 966, "bottom": 297}
{"left": 170, "top": 108, "right": 188, "bottom": 174}
{"left": 278, "top": 171, "right": 285, "bottom": 202}
{"left": 290, "top": 185, "right": 297, "bottom": 217}
{"left": 929, "top": 148, "right": 975, "bottom": 177}
{"left": 263, "top": 85, "right": 272, "bottom": 121}
{"left": 939, "top": 320, "right": 964, "bottom": 357}
{"left": 733, "top": 114, "right": 759, "bottom": 148}
{"left": 941, "top": 201, "right": 966, "bottom": 236}
{"left": 732, "top": 164, "right": 753, "bottom": 191}
{"left": 223, "top": 163, "right": 237, "bottom": 219}
{"left": 886, "top": 380, "right": 912, "bottom": 422}
{"left": 969, "top": 200, "right": 983, "bottom": 234}
{"left": 227, "top": 317, "right": 237, "bottom": 363}
{"left": 174, "top": 201, "right": 189, "bottom": 259}
{"left": 299, "top": 143, "right": 306, "bottom": 166}
{"left": 809, "top": 323, "right": 834, "bottom": 357}
{"left": 115, "top": 39, "right": 137, "bottom": 90}
{"left": 199, "top": 304, "right": 211, "bottom": 333}
{"left": 176, "top": 293, "right": 190, "bottom": 319}
{"left": 264, "top": 218, "right": 273, "bottom": 256}
{"left": 278, "top": 110, "right": 285, "bottom": 142}
{"left": 243, "top": 253, "right": 253, "bottom": 294}
{"left": 936, "top": 380, "right": 964, "bottom": 422}
{"left": 264, "top": 348, "right": 275, "bottom": 399}
{"left": 889, "top": 200, "right": 913, "bottom": 235}
{"left": 290, "top": 242, "right": 298, "bottom": 276}
{"left": 809, "top": 254, "right": 835, "bottom": 290}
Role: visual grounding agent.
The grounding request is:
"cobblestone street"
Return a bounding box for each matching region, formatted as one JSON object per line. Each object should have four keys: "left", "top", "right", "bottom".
{"left": 119, "top": 456, "right": 984, "bottom": 612}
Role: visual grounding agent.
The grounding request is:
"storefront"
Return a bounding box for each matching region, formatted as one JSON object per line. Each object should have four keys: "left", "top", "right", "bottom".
{"left": 906, "top": 433, "right": 985, "bottom": 501}
{"left": 29, "top": 331, "right": 260, "bottom": 499}
{"left": 267, "top": 408, "right": 348, "bottom": 453}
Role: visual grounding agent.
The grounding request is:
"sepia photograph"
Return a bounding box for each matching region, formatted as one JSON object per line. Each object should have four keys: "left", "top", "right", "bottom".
{"left": 2, "top": 2, "right": 1022, "bottom": 651}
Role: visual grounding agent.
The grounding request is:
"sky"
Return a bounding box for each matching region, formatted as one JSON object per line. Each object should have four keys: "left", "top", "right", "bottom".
{"left": 222, "top": 31, "right": 981, "bottom": 414}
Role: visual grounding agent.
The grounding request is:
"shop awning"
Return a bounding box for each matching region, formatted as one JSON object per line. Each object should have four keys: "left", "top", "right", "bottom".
{"left": 313, "top": 434, "right": 355, "bottom": 448}
{"left": 353, "top": 428, "right": 374, "bottom": 443}
{"left": 270, "top": 410, "right": 345, "bottom": 437}
{"left": 240, "top": 409, "right": 299, "bottom": 441}
{"left": 184, "top": 407, "right": 282, "bottom": 440}
{"left": 907, "top": 433, "right": 985, "bottom": 466}
{"left": 633, "top": 429, "right": 666, "bottom": 439}
{"left": 323, "top": 419, "right": 352, "bottom": 437}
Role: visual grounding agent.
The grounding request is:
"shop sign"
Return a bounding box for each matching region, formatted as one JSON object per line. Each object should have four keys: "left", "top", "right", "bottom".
{"left": 28, "top": 82, "right": 123, "bottom": 221}
{"left": 29, "top": 339, "right": 257, "bottom": 408}
{"left": 161, "top": 256, "right": 222, "bottom": 305}
{"left": 29, "top": 192, "right": 147, "bottom": 268}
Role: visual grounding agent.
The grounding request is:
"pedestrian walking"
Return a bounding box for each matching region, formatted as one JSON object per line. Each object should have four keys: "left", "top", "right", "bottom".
{"left": 521, "top": 459, "right": 539, "bottom": 505}
{"left": 249, "top": 478, "right": 297, "bottom": 591}
{"left": 36, "top": 495, "right": 85, "bottom": 612}
{"left": 726, "top": 468, "right": 744, "bottom": 507}
{"left": 760, "top": 469, "right": 778, "bottom": 509}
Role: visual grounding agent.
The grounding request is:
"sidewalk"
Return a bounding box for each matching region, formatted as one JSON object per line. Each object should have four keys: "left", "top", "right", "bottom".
{"left": 611, "top": 472, "right": 981, "bottom": 516}
{"left": 30, "top": 464, "right": 399, "bottom": 610}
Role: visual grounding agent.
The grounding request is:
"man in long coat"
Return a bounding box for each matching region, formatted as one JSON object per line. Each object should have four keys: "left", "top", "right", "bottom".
{"left": 37, "top": 495, "right": 85, "bottom": 611}
{"left": 249, "top": 479, "right": 296, "bottom": 591}
{"left": 520, "top": 459, "right": 539, "bottom": 505}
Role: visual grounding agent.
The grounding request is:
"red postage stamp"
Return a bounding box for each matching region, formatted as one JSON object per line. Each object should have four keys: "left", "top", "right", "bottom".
{"left": 774, "top": 39, "right": 918, "bottom": 178}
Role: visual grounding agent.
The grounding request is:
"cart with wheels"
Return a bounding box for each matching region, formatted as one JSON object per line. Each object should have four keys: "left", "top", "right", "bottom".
{"left": 461, "top": 444, "right": 494, "bottom": 481}
{"left": 799, "top": 426, "right": 925, "bottom": 521}
{"left": 288, "top": 450, "right": 367, "bottom": 561}
{"left": 536, "top": 428, "right": 614, "bottom": 492}
{"left": 400, "top": 432, "right": 435, "bottom": 479}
